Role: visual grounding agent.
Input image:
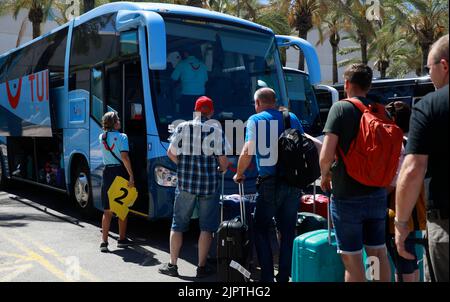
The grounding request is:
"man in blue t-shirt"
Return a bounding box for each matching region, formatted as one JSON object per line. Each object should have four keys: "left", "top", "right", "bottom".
{"left": 233, "top": 87, "right": 304, "bottom": 282}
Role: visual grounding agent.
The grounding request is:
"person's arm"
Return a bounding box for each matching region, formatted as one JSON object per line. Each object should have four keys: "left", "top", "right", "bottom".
{"left": 171, "top": 64, "right": 181, "bottom": 81}
{"left": 395, "top": 154, "right": 428, "bottom": 259}
{"left": 120, "top": 152, "right": 135, "bottom": 188}
{"left": 233, "top": 141, "right": 254, "bottom": 183}
{"left": 395, "top": 98, "right": 431, "bottom": 260}
{"left": 319, "top": 133, "right": 338, "bottom": 192}
{"left": 167, "top": 145, "right": 178, "bottom": 165}
{"left": 118, "top": 134, "right": 134, "bottom": 187}
{"left": 218, "top": 155, "right": 229, "bottom": 173}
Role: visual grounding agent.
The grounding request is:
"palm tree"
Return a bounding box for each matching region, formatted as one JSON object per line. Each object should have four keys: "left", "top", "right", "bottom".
{"left": 335, "top": 0, "right": 379, "bottom": 65}
{"left": 367, "top": 22, "right": 413, "bottom": 79}
{"left": 386, "top": 44, "right": 423, "bottom": 78}
{"left": 288, "top": 0, "right": 322, "bottom": 70}
{"left": 256, "top": 8, "right": 292, "bottom": 65}
{"left": 385, "top": 0, "right": 448, "bottom": 75}
{"left": 0, "top": 0, "right": 55, "bottom": 39}
{"left": 316, "top": 4, "right": 344, "bottom": 84}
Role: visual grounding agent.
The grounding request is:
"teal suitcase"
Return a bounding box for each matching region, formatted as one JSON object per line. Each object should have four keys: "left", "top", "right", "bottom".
{"left": 291, "top": 229, "right": 345, "bottom": 282}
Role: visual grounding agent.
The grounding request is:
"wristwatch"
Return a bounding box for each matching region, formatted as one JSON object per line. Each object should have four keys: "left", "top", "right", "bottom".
{"left": 394, "top": 217, "right": 409, "bottom": 228}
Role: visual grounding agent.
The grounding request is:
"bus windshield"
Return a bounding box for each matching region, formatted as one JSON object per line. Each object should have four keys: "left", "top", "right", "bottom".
{"left": 150, "top": 18, "right": 287, "bottom": 140}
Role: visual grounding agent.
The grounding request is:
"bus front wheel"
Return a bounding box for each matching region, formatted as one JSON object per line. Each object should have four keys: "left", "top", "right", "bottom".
{"left": 71, "top": 162, "right": 96, "bottom": 217}
{"left": 0, "top": 154, "right": 9, "bottom": 189}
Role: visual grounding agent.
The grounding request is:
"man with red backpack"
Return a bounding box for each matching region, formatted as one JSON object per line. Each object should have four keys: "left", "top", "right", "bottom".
{"left": 320, "top": 64, "right": 403, "bottom": 282}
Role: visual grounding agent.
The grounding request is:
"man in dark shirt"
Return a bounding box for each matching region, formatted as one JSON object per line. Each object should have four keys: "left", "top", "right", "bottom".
{"left": 320, "top": 64, "right": 391, "bottom": 282}
{"left": 395, "top": 34, "right": 449, "bottom": 282}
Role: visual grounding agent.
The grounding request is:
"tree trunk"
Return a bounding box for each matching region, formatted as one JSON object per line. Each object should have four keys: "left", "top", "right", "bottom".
{"left": 28, "top": 7, "right": 43, "bottom": 39}
{"left": 378, "top": 60, "right": 389, "bottom": 79}
{"left": 280, "top": 48, "right": 287, "bottom": 67}
{"left": 32, "top": 21, "right": 41, "bottom": 39}
{"left": 360, "top": 37, "right": 368, "bottom": 65}
{"left": 380, "top": 66, "right": 386, "bottom": 79}
{"left": 298, "top": 30, "right": 308, "bottom": 70}
{"left": 332, "top": 45, "right": 338, "bottom": 84}
{"left": 330, "top": 32, "right": 340, "bottom": 84}
{"left": 421, "top": 44, "right": 431, "bottom": 75}
{"left": 83, "top": 0, "right": 95, "bottom": 13}
{"left": 186, "top": 0, "right": 203, "bottom": 8}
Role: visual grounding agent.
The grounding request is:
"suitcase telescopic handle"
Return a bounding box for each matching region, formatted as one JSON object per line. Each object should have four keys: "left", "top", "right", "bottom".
{"left": 220, "top": 172, "right": 225, "bottom": 223}
{"left": 326, "top": 191, "right": 332, "bottom": 245}
{"left": 238, "top": 182, "right": 246, "bottom": 227}
{"left": 313, "top": 180, "right": 317, "bottom": 214}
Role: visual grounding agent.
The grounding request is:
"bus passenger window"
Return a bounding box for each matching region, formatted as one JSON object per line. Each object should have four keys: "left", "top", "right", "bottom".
{"left": 91, "top": 67, "right": 104, "bottom": 124}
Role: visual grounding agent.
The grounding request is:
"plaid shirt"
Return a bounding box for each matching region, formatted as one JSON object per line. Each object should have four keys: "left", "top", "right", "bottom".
{"left": 169, "top": 116, "right": 229, "bottom": 195}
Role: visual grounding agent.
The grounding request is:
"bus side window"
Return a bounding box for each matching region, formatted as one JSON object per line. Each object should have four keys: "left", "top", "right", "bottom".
{"left": 105, "top": 64, "right": 122, "bottom": 121}
{"left": 91, "top": 66, "right": 105, "bottom": 124}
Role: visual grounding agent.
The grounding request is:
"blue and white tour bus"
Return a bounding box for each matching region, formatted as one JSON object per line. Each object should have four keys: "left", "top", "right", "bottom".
{"left": 0, "top": 2, "right": 327, "bottom": 219}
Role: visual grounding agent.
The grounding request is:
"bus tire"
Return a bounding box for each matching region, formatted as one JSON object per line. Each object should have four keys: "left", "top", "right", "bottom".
{"left": 0, "top": 154, "right": 9, "bottom": 189}
{"left": 71, "top": 161, "right": 96, "bottom": 217}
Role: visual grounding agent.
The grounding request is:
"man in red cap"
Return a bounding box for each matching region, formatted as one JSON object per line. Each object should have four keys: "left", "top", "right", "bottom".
{"left": 194, "top": 96, "right": 214, "bottom": 118}
{"left": 159, "top": 96, "right": 229, "bottom": 279}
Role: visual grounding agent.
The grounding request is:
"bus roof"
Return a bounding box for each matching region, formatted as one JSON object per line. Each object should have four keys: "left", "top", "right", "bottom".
{"left": 73, "top": 2, "right": 273, "bottom": 33}
{"left": 0, "top": 2, "right": 273, "bottom": 60}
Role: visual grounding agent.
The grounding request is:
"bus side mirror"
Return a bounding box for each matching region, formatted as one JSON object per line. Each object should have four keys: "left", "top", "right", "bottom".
{"left": 276, "top": 35, "right": 321, "bottom": 85}
{"left": 116, "top": 10, "right": 167, "bottom": 70}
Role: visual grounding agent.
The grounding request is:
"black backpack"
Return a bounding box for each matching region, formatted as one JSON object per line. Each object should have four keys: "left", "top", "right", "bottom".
{"left": 278, "top": 111, "right": 320, "bottom": 189}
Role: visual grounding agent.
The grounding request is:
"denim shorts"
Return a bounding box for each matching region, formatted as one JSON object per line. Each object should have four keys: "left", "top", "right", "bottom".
{"left": 171, "top": 189, "right": 219, "bottom": 233}
{"left": 330, "top": 189, "right": 387, "bottom": 254}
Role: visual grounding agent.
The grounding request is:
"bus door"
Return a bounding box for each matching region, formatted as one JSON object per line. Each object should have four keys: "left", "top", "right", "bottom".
{"left": 104, "top": 60, "right": 149, "bottom": 216}
{"left": 122, "top": 61, "right": 148, "bottom": 216}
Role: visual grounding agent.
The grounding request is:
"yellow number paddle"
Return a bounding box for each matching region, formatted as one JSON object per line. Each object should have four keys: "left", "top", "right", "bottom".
{"left": 107, "top": 176, "right": 138, "bottom": 221}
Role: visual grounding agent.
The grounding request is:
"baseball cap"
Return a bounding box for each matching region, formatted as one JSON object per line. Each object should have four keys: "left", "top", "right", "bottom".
{"left": 194, "top": 96, "right": 214, "bottom": 114}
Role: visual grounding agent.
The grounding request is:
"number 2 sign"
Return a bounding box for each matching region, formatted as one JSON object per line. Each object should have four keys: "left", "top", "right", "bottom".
{"left": 107, "top": 176, "right": 138, "bottom": 220}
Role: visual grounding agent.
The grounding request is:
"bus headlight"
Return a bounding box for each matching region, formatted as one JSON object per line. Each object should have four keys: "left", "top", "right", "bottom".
{"left": 154, "top": 166, "right": 177, "bottom": 187}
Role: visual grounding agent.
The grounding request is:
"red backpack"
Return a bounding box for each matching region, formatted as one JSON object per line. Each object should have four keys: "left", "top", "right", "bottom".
{"left": 338, "top": 98, "right": 403, "bottom": 187}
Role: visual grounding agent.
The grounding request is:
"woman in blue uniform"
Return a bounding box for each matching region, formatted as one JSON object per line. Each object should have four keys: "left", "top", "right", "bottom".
{"left": 99, "top": 111, "right": 135, "bottom": 252}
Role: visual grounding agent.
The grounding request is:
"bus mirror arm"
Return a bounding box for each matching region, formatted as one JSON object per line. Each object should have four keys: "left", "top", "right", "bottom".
{"left": 116, "top": 10, "right": 167, "bottom": 70}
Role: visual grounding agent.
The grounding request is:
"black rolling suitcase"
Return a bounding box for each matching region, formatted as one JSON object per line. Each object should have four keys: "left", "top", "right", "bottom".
{"left": 217, "top": 180, "right": 252, "bottom": 282}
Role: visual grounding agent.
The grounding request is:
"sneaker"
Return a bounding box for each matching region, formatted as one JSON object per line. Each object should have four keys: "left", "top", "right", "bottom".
{"left": 158, "top": 263, "right": 179, "bottom": 277}
{"left": 117, "top": 238, "right": 133, "bottom": 248}
{"left": 100, "top": 242, "right": 108, "bottom": 253}
{"left": 196, "top": 265, "right": 215, "bottom": 278}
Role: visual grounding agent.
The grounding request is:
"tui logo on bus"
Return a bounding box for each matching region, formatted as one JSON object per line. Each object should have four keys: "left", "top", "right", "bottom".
{"left": 4, "top": 70, "right": 49, "bottom": 110}
{"left": 6, "top": 78, "right": 22, "bottom": 109}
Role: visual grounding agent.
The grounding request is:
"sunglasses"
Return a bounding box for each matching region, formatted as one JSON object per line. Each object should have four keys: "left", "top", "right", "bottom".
{"left": 424, "top": 61, "right": 441, "bottom": 74}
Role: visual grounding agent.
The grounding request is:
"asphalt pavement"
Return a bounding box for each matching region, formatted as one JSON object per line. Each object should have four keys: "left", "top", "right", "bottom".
{"left": 0, "top": 182, "right": 218, "bottom": 282}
